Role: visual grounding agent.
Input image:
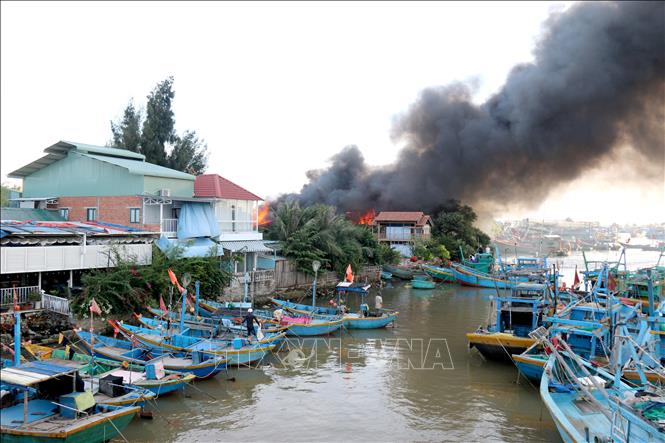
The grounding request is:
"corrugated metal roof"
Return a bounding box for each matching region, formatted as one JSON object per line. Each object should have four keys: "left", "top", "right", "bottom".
{"left": 9, "top": 141, "right": 146, "bottom": 178}
{"left": 219, "top": 240, "right": 274, "bottom": 253}
{"left": 0, "top": 208, "right": 65, "bottom": 222}
{"left": 194, "top": 174, "right": 262, "bottom": 200}
{"left": 80, "top": 153, "right": 195, "bottom": 181}
{"left": 0, "top": 361, "right": 78, "bottom": 387}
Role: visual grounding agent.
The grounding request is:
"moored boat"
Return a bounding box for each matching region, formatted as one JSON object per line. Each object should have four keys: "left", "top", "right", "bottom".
{"left": 411, "top": 279, "right": 436, "bottom": 289}
{"left": 382, "top": 265, "right": 414, "bottom": 280}
{"left": 421, "top": 264, "right": 455, "bottom": 282}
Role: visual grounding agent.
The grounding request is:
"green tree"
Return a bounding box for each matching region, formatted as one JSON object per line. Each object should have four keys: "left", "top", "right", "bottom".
{"left": 168, "top": 131, "right": 208, "bottom": 175}
{"left": 110, "top": 100, "right": 142, "bottom": 152}
{"left": 141, "top": 77, "right": 176, "bottom": 166}
{"left": 1, "top": 184, "right": 16, "bottom": 207}
{"left": 431, "top": 200, "right": 490, "bottom": 261}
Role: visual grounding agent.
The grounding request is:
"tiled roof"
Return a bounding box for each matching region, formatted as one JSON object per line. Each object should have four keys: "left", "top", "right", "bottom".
{"left": 374, "top": 211, "right": 425, "bottom": 223}
{"left": 194, "top": 174, "right": 262, "bottom": 201}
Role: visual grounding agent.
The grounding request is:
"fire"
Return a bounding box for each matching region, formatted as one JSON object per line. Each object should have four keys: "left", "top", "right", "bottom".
{"left": 258, "top": 203, "right": 271, "bottom": 226}
{"left": 357, "top": 209, "right": 376, "bottom": 225}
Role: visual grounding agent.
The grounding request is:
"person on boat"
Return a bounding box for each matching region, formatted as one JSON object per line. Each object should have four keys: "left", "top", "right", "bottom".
{"left": 375, "top": 294, "right": 383, "bottom": 311}
{"left": 242, "top": 308, "right": 261, "bottom": 339}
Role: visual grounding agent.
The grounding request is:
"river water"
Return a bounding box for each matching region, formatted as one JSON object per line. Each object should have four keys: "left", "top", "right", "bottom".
{"left": 122, "top": 249, "right": 662, "bottom": 443}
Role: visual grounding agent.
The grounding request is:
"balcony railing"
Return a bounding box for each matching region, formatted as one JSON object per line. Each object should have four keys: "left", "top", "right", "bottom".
{"left": 161, "top": 218, "right": 178, "bottom": 237}
{"left": 0, "top": 286, "right": 40, "bottom": 307}
{"left": 378, "top": 232, "right": 430, "bottom": 242}
{"left": 41, "top": 293, "right": 70, "bottom": 316}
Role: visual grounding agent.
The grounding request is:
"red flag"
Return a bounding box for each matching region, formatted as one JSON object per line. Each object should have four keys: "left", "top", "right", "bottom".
{"left": 89, "top": 298, "right": 102, "bottom": 315}
{"left": 573, "top": 265, "right": 581, "bottom": 289}
{"left": 345, "top": 264, "right": 354, "bottom": 283}
{"left": 608, "top": 273, "right": 617, "bottom": 291}
{"left": 159, "top": 295, "right": 168, "bottom": 313}
{"left": 167, "top": 268, "right": 185, "bottom": 293}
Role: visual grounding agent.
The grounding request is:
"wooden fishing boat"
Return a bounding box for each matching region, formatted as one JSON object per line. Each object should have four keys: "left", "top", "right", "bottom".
{"left": 271, "top": 299, "right": 399, "bottom": 330}
{"left": 49, "top": 349, "right": 194, "bottom": 398}
{"left": 380, "top": 271, "right": 393, "bottom": 280}
{"left": 0, "top": 360, "right": 140, "bottom": 443}
{"left": 382, "top": 265, "right": 413, "bottom": 280}
{"left": 452, "top": 263, "right": 523, "bottom": 289}
{"left": 540, "top": 352, "right": 665, "bottom": 443}
{"left": 110, "top": 321, "right": 277, "bottom": 365}
{"left": 254, "top": 309, "right": 344, "bottom": 336}
{"left": 467, "top": 283, "right": 551, "bottom": 361}
{"left": 73, "top": 330, "right": 229, "bottom": 380}
{"left": 411, "top": 279, "right": 436, "bottom": 289}
{"left": 421, "top": 264, "right": 455, "bottom": 283}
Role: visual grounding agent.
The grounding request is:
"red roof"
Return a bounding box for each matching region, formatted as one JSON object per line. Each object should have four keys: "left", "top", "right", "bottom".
{"left": 194, "top": 174, "right": 263, "bottom": 201}
{"left": 374, "top": 211, "right": 432, "bottom": 226}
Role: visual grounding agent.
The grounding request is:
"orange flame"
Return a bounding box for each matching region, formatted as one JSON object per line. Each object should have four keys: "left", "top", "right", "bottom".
{"left": 258, "top": 203, "right": 271, "bottom": 225}
{"left": 357, "top": 209, "right": 376, "bottom": 225}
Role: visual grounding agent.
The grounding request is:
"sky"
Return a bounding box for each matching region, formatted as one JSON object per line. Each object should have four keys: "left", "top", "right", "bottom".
{"left": 1, "top": 1, "right": 663, "bottom": 225}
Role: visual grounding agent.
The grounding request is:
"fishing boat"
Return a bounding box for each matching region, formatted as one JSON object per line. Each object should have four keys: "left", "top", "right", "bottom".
{"left": 49, "top": 349, "right": 194, "bottom": 397}
{"left": 452, "top": 262, "right": 526, "bottom": 289}
{"left": 272, "top": 281, "right": 399, "bottom": 329}
{"left": 459, "top": 248, "right": 495, "bottom": 274}
{"left": 467, "top": 283, "right": 552, "bottom": 361}
{"left": 0, "top": 360, "right": 140, "bottom": 443}
{"left": 540, "top": 347, "right": 665, "bottom": 442}
{"left": 73, "top": 330, "right": 229, "bottom": 380}
{"left": 421, "top": 264, "right": 455, "bottom": 283}
{"left": 110, "top": 321, "right": 277, "bottom": 366}
{"left": 382, "top": 265, "right": 414, "bottom": 280}
{"left": 411, "top": 279, "right": 436, "bottom": 289}
{"left": 254, "top": 309, "right": 345, "bottom": 336}
{"left": 380, "top": 271, "right": 393, "bottom": 280}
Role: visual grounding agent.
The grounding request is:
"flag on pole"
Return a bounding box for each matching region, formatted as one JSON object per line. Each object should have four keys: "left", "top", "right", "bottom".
{"left": 12, "top": 286, "right": 19, "bottom": 311}
{"left": 167, "top": 268, "right": 185, "bottom": 293}
{"left": 159, "top": 295, "right": 168, "bottom": 313}
{"left": 345, "top": 264, "right": 354, "bottom": 283}
{"left": 573, "top": 265, "right": 581, "bottom": 289}
{"left": 89, "top": 298, "right": 102, "bottom": 315}
{"left": 608, "top": 273, "right": 617, "bottom": 291}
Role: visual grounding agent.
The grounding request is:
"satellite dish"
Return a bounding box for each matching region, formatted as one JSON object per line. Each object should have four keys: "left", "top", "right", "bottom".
{"left": 182, "top": 273, "right": 192, "bottom": 287}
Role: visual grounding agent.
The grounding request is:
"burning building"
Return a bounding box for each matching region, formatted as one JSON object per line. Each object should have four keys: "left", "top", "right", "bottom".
{"left": 373, "top": 211, "right": 433, "bottom": 257}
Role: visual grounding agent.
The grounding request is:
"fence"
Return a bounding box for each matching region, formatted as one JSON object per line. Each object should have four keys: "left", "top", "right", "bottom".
{"left": 0, "top": 286, "right": 40, "bottom": 307}
{"left": 41, "top": 293, "right": 70, "bottom": 316}
{"left": 161, "top": 219, "right": 178, "bottom": 237}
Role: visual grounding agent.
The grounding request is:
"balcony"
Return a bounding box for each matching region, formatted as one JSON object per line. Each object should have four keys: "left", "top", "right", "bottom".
{"left": 377, "top": 231, "right": 430, "bottom": 242}
{"left": 161, "top": 218, "right": 178, "bottom": 238}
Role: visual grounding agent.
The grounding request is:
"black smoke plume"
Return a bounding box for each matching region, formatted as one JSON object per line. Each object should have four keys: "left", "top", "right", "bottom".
{"left": 288, "top": 1, "right": 664, "bottom": 215}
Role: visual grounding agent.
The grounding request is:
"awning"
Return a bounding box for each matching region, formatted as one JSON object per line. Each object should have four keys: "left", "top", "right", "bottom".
{"left": 219, "top": 240, "right": 275, "bottom": 253}
{"left": 1, "top": 361, "right": 78, "bottom": 387}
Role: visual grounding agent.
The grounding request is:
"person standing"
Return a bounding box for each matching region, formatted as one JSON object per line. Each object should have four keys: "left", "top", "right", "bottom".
{"left": 242, "top": 308, "right": 261, "bottom": 339}
{"left": 375, "top": 294, "right": 383, "bottom": 311}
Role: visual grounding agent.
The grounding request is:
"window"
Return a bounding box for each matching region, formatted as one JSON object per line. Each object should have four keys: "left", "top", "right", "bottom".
{"left": 129, "top": 208, "right": 141, "bottom": 224}
{"left": 86, "top": 207, "right": 97, "bottom": 221}
{"left": 59, "top": 208, "right": 69, "bottom": 220}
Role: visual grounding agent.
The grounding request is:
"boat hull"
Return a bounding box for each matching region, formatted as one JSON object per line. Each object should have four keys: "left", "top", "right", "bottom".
{"left": 512, "top": 354, "right": 546, "bottom": 381}
{"left": 271, "top": 299, "right": 398, "bottom": 329}
{"left": 422, "top": 265, "right": 455, "bottom": 282}
{"left": 453, "top": 265, "right": 518, "bottom": 289}
{"left": 345, "top": 313, "right": 398, "bottom": 329}
{"left": 466, "top": 332, "right": 536, "bottom": 362}
{"left": 0, "top": 406, "right": 138, "bottom": 443}
{"left": 285, "top": 320, "right": 344, "bottom": 336}
{"left": 411, "top": 280, "right": 436, "bottom": 289}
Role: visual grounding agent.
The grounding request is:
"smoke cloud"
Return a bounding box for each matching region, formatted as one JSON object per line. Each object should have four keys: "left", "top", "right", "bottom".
{"left": 289, "top": 1, "right": 664, "bottom": 215}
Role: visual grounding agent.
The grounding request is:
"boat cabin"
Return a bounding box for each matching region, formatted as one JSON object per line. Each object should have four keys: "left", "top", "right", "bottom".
{"left": 490, "top": 283, "right": 551, "bottom": 338}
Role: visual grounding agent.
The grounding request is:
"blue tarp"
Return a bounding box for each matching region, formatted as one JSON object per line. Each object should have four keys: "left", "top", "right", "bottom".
{"left": 156, "top": 235, "right": 224, "bottom": 258}
{"left": 177, "top": 202, "right": 220, "bottom": 239}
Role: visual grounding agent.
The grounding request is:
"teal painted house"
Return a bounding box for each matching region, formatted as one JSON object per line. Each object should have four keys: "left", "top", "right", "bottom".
{"left": 9, "top": 141, "right": 196, "bottom": 231}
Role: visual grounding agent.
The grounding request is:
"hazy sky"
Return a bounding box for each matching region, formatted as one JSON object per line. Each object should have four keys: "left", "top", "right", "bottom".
{"left": 2, "top": 1, "right": 663, "bottom": 224}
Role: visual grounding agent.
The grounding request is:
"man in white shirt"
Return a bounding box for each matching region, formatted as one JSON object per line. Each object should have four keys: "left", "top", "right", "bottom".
{"left": 375, "top": 294, "right": 383, "bottom": 311}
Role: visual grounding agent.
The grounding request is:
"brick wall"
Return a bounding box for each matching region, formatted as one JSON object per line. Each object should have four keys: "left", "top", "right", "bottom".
{"left": 57, "top": 196, "right": 157, "bottom": 231}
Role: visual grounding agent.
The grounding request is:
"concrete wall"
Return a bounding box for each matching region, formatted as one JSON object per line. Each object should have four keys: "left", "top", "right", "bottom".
{"left": 143, "top": 176, "right": 194, "bottom": 198}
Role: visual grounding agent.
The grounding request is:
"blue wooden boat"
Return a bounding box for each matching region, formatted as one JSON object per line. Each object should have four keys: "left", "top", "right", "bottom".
{"left": 110, "top": 321, "right": 277, "bottom": 365}
{"left": 540, "top": 351, "right": 665, "bottom": 442}
{"left": 380, "top": 271, "right": 393, "bottom": 280}
{"left": 253, "top": 308, "right": 345, "bottom": 336}
{"left": 73, "top": 330, "right": 229, "bottom": 380}
{"left": 382, "top": 265, "right": 414, "bottom": 280}
{"left": 467, "top": 283, "right": 551, "bottom": 361}
{"left": 452, "top": 263, "right": 525, "bottom": 289}
{"left": 411, "top": 279, "right": 436, "bottom": 289}
{"left": 0, "top": 361, "right": 140, "bottom": 443}
{"left": 422, "top": 264, "right": 455, "bottom": 282}
{"left": 271, "top": 298, "right": 399, "bottom": 329}
{"left": 48, "top": 349, "right": 194, "bottom": 398}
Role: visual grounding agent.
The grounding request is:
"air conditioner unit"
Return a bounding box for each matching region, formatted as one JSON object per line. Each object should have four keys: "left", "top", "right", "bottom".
{"left": 159, "top": 189, "right": 171, "bottom": 197}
